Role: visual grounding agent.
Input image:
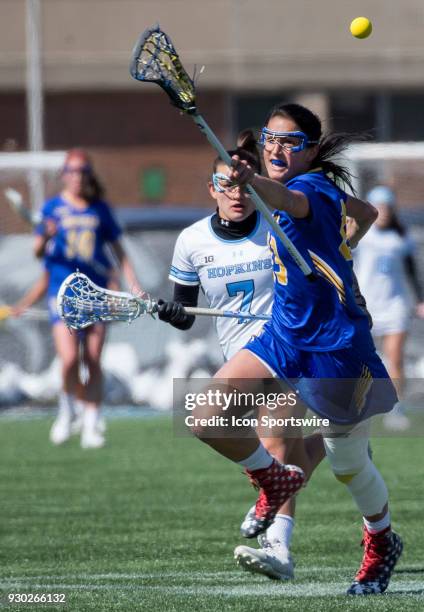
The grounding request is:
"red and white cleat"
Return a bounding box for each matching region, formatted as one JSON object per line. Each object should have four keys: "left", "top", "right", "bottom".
{"left": 347, "top": 527, "right": 403, "bottom": 595}
{"left": 240, "top": 459, "right": 305, "bottom": 538}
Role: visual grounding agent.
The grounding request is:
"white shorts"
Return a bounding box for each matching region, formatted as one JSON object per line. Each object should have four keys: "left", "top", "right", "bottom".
{"left": 370, "top": 300, "right": 412, "bottom": 337}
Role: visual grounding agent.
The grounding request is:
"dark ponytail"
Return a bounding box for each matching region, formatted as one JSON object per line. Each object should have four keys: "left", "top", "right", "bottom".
{"left": 265, "top": 103, "right": 363, "bottom": 194}
{"left": 312, "top": 132, "right": 361, "bottom": 194}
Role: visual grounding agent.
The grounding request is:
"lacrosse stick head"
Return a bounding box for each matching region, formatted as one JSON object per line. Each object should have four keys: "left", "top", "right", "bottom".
{"left": 130, "top": 25, "right": 197, "bottom": 114}
{"left": 57, "top": 272, "right": 156, "bottom": 330}
{"left": 4, "top": 188, "right": 41, "bottom": 225}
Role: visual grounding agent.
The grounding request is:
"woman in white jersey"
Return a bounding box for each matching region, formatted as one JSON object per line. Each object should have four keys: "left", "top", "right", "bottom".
{"left": 354, "top": 185, "right": 424, "bottom": 430}
{"left": 162, "top": 145, "right": 273, "bottom": 360}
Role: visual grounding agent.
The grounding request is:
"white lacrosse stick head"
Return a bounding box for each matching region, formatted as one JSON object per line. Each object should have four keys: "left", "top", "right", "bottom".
{"left": 57, "top": 272, "right": 156, "bottom": 330}
{"left": 4, "top": 188, "right": 42, "bottom": 225}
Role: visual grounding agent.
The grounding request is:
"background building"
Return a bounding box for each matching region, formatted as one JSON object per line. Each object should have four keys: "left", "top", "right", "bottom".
{"left": 1, "top": 0, "right": 424, "bottom": 207}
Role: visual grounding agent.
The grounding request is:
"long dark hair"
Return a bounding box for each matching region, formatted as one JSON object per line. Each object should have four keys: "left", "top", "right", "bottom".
{"left": 388, "top": 214, "right": 406, "bottom": 236}
{"left": 63, "top": 149, "right": 105, "bottom": 202}
{"left": 213, "top": 129, "right": 261, "bottom": 174}
{"left": 81, "top": 171, "right": 105, "bottom": 202}
{"left": 264, "top": 103, "right": 361, "bottom": 193}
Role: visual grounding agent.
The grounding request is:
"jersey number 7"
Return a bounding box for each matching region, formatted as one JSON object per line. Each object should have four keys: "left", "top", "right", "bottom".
{"left": 226, "top": 280, "right": 255, "bottom": 324}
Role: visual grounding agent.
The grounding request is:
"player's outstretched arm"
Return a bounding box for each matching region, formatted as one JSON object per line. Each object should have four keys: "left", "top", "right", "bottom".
{"left": 34, "top": 219, "right": 57, "bottom": 258}
{"left": 11, "top": 270, "right": 49, "bottom": 316}
{"left": 250, "top": 175, "right": 309, "bottom": 218}
{"left": 229, "top": 155, "right": 309, "bottom": 218}
{"left": 109, "top": 240, "right": 143, "bottom": 295}
{"left": 345, "top": 195, "right": 378, "bottom": 247}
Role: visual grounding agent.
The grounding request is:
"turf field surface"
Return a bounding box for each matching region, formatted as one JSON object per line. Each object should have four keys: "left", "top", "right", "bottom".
{"left": 0, "top": 416, "right": 423, "bottom": 611}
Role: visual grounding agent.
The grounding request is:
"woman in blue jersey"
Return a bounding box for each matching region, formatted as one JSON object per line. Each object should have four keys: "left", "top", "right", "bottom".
{"left": 158, "top": 133, "right": 327, "bottom": 579}
{"left": 34, "top": 149, "right": 141, "bottom": 449}
{"left": 188, "top": 104, "right": 401, "bottom": 595}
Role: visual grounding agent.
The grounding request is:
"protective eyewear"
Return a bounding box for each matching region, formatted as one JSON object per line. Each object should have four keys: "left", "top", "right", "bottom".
{"left": 62, "top": 164, "right": 92, "bottom": 175}
{"left": 259, "top": 128, "right": 317, "bottom": 153}
{"left": 212, "top": 172, "right": 241, "bottom": 193}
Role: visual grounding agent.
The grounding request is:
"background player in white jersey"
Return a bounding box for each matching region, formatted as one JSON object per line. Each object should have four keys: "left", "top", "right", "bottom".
{"left": 354, "top": 185, "right": 424, "bottom": 430}
{"left": 163, "top": 146, "right": 273, "bottom": 360}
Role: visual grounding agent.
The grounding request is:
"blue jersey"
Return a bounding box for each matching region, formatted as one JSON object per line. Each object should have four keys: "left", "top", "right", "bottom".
{"left": 268, "top": 170, "right": 367, "bottom": 351}
{"left": 36, "top": 195, "right": 121, "bottom": 294}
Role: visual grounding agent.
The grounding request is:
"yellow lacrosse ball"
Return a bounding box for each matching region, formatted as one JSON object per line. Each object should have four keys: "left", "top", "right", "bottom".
{"left": 350, "top": 17, "right": 372, "bottom": 39}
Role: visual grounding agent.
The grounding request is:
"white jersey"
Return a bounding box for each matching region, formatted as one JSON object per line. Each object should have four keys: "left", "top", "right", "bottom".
{"left": 354, "top": 225, "right": 415, "bottom": 335}
{"left": 169, "top": 213, "right": 274, "bottom": 360}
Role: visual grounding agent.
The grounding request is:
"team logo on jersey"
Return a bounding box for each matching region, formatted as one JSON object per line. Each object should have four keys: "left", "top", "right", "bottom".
{"left": 55, "top": 206, "right": 69, "bottom": 217}
{"left": 198, "top": 255, "right": 214, "bottom": 264}
{"left": 207, "top": 258, "right": 272, "bottom": 278}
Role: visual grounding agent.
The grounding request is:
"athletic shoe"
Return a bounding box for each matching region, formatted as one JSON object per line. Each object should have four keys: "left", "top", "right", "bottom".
{"left": 49, "top": 413, "right": 72, "bottom": 445}
{"left": 71, "top": 413, "right": 106, "bottom": 435}
{"left": 70, "top": 413, "right": 84, "bottom": 435}
{"left": 80, "top": 429, "right": 105, "bottom": 449}
{"left": 241, "top": 459, "right": 305, "bottom": 538}
{"left": 96, "top": 415, "right": 107, "bottom": 435}
{"left": 347, "top": 527, "right": 403, "bottom": 595}
{"left": 234, "top": 535, "right": 294, "bottom": 580}
{"left": 240, "top": 505, "right": 257, "bottom": 536}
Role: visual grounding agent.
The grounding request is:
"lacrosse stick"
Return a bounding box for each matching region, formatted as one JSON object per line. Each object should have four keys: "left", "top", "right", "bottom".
{"left": 183, "top": 306, "right": 270, "bottom": 322}
{"left": 130, "top": 25, "right": 314, "bottom": 280}
{"left": 4, "top": 188, "right": 41, "bottom": 225}
{"left": 57, "top": 272, "right": 270, "bottom": 330}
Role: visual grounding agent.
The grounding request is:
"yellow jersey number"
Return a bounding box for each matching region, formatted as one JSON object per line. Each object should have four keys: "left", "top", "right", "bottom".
{"left": 65, "top": 229, "right": 95, "bottom": 261}
{"left": 268, "top": 234, "right": 288, "bottom": 286}
{"left": 339, "top": 199, "right": 352, "bottom": 261}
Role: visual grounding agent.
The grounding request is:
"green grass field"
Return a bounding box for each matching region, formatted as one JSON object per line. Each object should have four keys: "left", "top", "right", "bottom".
{"left": 0, "top": 416, "right": 423, "bottom": 611}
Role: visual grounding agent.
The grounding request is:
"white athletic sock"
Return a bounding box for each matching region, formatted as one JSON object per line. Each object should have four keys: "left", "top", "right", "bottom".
{"left": 83, "top": 408, "right": 99, "bottom": 433}
{"left": 74, "top": 399, "right": 85, "bottom": 417}
{"left": 266, "top": 514, "right": 295, "bottom": 548}
{"left": 238, "top": 444, "right": 273, "bottom": 471}
{"left": 58, "top": 392, "right": 75, "bottom": 419}
{"left": 363, "top": 511, "right": 391, "bottom": 534}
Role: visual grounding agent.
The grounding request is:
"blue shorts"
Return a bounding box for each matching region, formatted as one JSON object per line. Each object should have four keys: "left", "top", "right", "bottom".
{"left": 47, "top": 292, "right": 105, "bottom": 337}
{"left": 245, "top": 320, "right": 397, "bottom": 425}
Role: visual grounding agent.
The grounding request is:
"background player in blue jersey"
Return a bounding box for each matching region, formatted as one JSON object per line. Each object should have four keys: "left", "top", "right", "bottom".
{"left": 33, "top": 149, "right": 142, "bottom": 449}
{"left": 187, "top": 103, "right": 401, "bottom": 595}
